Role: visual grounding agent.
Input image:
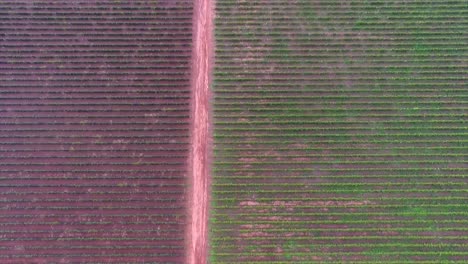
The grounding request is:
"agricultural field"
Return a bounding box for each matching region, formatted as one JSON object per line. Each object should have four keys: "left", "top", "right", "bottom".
{"left": 210, "top": 0, "right": 468, "bottom": 263}
{"left": 0, "top": 0, "right": 192, "bottom": 262}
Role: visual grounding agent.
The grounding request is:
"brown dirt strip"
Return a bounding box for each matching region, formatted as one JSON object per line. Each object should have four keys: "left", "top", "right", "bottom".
{"left": 187, "top": 0, "right": 214, "bottom": 263}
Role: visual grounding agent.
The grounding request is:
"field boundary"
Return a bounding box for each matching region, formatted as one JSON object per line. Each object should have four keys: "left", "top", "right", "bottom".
{"left": 187, "top": 0, "right": 214, "bottom": 263}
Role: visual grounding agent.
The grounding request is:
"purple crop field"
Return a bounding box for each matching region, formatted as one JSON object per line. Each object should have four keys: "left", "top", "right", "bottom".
{"left": 0, "top": 0, "right": 192, "bottom": 262}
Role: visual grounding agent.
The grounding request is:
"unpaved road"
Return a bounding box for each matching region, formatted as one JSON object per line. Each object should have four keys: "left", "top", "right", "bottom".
{"left": 187, "top": 0, "right": 213, "bottom": 263}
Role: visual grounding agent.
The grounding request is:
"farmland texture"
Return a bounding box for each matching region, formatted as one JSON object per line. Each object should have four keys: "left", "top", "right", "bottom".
{"left": 0, "top": 0, "right": 192, "bottom": 263}
{"left": 211, "top": 0, "right": 468, "bottom": 263}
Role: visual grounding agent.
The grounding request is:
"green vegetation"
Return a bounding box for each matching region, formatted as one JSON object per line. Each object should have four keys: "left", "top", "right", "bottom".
{"left": 211, "top": 0, "right": 468, "bottom": 262}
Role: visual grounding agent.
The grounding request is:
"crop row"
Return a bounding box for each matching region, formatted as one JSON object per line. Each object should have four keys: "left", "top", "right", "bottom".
{"left": 213, "top": 175, "right": 466, "bottom": 179}
{"left": 212, "top": 0, "right": 466, "bottom": 262}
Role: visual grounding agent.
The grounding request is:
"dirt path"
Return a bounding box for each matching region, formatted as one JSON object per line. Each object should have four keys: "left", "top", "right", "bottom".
{"left": 187, "top": 0, "right": 213, "bottom": 263}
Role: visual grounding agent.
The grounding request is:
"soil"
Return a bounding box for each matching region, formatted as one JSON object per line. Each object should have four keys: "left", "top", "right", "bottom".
{"left": 186, "top": 0, "right": 214, "bottom": 263}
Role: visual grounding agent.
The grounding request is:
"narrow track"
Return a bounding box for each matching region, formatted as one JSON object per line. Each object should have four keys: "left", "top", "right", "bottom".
{"left": 187, "top": 0, "right": 214, "bottom": 263}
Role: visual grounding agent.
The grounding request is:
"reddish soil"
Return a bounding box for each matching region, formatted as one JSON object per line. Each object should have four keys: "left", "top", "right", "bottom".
{"left": 187, "top": 0, "right": 214, "bottom": 263}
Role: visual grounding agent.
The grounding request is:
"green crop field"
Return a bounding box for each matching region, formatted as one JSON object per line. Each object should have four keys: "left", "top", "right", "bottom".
{"left": 210, "top": 0, "right": 467, "bottom": 263}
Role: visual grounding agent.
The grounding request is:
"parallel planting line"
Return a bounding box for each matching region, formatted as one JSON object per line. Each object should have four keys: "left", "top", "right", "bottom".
{"left": 210, "top": 0, "right": 468, "bottom": 263}
{"left": 0, "top": 1, "right": 193, "bottom": 263}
